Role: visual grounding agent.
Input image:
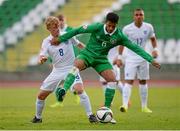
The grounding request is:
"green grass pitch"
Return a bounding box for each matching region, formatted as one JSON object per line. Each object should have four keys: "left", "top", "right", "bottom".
{"left": 0, "top": 86, "right": 180, "bottom": 130}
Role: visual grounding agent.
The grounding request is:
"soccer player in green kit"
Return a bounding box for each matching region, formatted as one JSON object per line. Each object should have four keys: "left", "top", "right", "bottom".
{"left": 50, "top": 12, "right": 161, "bottom": 123}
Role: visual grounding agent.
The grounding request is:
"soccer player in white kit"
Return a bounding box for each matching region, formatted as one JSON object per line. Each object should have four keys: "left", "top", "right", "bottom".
{"left": 119, "top": 9, "right": 158, "bottom": 113}
{"left": 31, "top": 16, "right": 98, "bottom": 123}
{"left": 50, "top": 14, "right": 81, "bottom": 108}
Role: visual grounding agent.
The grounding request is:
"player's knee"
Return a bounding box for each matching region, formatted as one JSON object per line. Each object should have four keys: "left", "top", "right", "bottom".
{"left": 106, "top": 77, "right": 116, "bottom": 82}
{"left": 76, "top": 88, "right": 84, "bottom": 94}
{"left": 102, "top": 82, "right": 107, "bottom": 85}
{"left": 74, "top": 85, "right": 84, "bottom": 94}
{"left": 69, "top": 66, "right": 79, "bottom": 75}
{"left": 38, "top": 92, "right": 50, "bottom": 100}
{"left": 38, "top": 94, "right": 46, "bottom": 100}
{"left": 79, "top": 91, "right": 88, "bottom": 100}
{"left": 139, "top": 80, "right": 146, "bottom": 84}
{"left": 126, "top": 80, "right": 134, "bottom": 85}
{"left": 107, "top": 82, "right": 117, "bottom": 89}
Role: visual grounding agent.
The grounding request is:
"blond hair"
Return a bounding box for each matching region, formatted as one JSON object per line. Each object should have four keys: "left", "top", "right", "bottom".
{"left": 45, "top": 16, "right": 60, "bottom": 29}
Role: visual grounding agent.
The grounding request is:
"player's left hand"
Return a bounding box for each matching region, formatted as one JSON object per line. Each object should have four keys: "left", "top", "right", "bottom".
{"left": 151, "top": 60, "right": 161, "bottom": 69}
{"left": 50, "top": 37, "right": 60, "bottom": 46}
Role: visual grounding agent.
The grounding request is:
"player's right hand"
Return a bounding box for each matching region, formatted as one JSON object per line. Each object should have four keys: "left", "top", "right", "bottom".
{"left": 50, "top": 37, "right": 60, "bottom": 45}
{"left": 151, "top": 60, "right": 161, "bottom": 69}
{"left": 38, "top": 56, "right": 48, "bottom": 64}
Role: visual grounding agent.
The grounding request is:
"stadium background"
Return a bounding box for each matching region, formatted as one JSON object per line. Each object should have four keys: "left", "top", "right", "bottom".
{"left": 0, "top": 0, "right": 180, "bottom": 130}
{"left": 0, "top": 0, "right": 180, "bottom": 81}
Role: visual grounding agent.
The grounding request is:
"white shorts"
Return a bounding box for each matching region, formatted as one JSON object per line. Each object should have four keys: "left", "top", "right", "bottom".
{"left": 124, "top": 61, "right": 149, "bottom": 80}
{"left": 40, "top": 69, "right": 82, "bottom": 91}
{"left": 99, "top": 65, "right": 121, "bottom": 82}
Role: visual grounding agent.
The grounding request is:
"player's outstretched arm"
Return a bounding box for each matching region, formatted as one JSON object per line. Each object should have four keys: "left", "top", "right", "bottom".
{"left": 125, "top": 41, "right": 161, "bottom": 69}
{"left": 50, "top": 23, "right": 101, "bottom": 45}
{"left": 121, "top": 39, "right": 153, "bottom": 63}
{"left": 120, "top": 33, "right": 161, "bottom": 69}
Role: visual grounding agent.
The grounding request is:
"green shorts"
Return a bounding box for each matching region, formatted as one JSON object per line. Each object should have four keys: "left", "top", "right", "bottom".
{"left": 77, "top": 49, "right": 113, "bottom": 73}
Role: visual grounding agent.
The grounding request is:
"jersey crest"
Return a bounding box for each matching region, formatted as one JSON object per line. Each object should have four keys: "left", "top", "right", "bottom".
{"left": 83, "top": 25, "right": 88, "bottom": 29}
{"left": 110, "top": 39, "right": 117, "bottom": 44}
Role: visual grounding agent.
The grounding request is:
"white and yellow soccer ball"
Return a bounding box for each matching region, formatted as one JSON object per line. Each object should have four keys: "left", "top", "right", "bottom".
{"left": 96, "top": 107, "right": 113, "bottom": 123}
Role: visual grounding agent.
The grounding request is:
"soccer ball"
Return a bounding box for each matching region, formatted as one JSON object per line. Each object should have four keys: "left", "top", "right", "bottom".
{"left": 96, "top": 107, "right": 113, "bottom": 123}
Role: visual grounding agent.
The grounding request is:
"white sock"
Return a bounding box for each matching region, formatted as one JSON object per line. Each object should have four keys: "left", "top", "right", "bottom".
{"left": 79, "top": 91, "right": 92, "bottom": 117}
{"left": 139, "top": 84, "right": 148, "bottom": 108}
{"left": 117, "top": 81, "right": 123, "bottom": 94}
{"left": 35, "top": 98, "right": 45, "bottom": 119}
{"left": 122, "top": 83, "right": 132, "bottom": 108}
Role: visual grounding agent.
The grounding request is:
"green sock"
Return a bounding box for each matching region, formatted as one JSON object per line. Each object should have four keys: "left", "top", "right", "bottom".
{"left": 104, "top": 88, "right": 115, "bottom": 108}
{"left": 63, "top": 73, "right": 75, "bottom": 91}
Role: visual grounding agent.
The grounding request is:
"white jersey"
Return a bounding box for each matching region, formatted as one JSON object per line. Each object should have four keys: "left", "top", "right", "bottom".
{"left": 39, "top": 32, "right": 83, "bottom": 91}
{"left": 123, "top": 22, "right": 155, "bottom": 62}
{"left": 39, "top": 33, "right": 78, "bottom": 70}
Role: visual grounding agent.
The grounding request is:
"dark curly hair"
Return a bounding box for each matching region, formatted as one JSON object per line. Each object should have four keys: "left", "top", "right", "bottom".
{"left": 106, "top": 12, "right": 119, "bottom": 23}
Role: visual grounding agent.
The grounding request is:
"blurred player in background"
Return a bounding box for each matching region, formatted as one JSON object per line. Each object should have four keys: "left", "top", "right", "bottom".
{"left": 119, "top": 9, "right": 158, "bottom": 113}
{"left": 50, "top": 12, "right": 161, "bottom": 123}
{"left": 31, "top": 16, "right": 98, "bottom": 123}
{"left": 57, "top": 14, "right": 73, "bottom": 32}
{"left": 50, "top": 14, "right": 81, "bottom": 108}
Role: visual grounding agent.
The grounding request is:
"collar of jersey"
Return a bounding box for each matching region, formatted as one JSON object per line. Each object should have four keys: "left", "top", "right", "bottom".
{"left": 133, "top": 22, "right": 144, "bottom": 29}
{"left": 103, "top": 24, "right": 117, "bottom": 36}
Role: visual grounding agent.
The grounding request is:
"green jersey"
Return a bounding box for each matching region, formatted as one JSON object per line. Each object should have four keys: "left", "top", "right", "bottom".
{"left": 65, "top": 26, "right": 80, "bottom": 57}
{"left": 58, "top": 23, "right": 154, "bottom": 63}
